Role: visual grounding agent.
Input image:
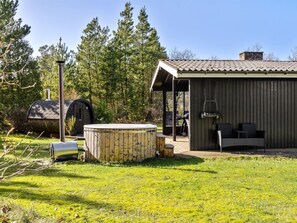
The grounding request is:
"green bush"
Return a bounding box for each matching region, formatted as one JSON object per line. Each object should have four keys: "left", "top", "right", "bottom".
{"left": 94, "top": 101, "right": 113, "bottom": 123}
{"left": 0, "top": 108, "right": 29, "bottom": 133}
{"left": 65, "top": 116, "right": 76, "bottom": 135}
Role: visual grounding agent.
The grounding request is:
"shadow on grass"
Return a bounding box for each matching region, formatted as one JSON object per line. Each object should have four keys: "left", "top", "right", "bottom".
{"left": 130, "top": 157, "right": 205, "bottom": 167}
{"left": 36, "top": 155, "right": 216, "bottom": 174}
{"left": 64, "top": 156, "right": 206, "bottom": 167}
{"left": 164, "top": 167, "right": 217, "bottom": 174}
{"left": 96, "top": 157, "right": 218, "bottom": 173}
{"left": 0, "top": 162, "right": 96, "bottom": 184}
{"left": 59, "top": 156, "right": 210, "bottom": 170}
{"left": 0, "top": 187, "right": 120, "bottom": 211}
{"left": 136, "top": 158, "right": 217, "bottom": 174}
{"left": 0, "top": 181, "right": 39, "bottom": 187}
{"left": 32, "top": 167, "right": 97, "bottom": 179}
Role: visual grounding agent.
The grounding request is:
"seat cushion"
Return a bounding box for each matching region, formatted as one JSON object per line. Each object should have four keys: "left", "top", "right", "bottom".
{"left": 217, "top": 123, "right": 234, "bottom": 138}
{"left": 239, "top": 123, "right": 257, "bottom": 138}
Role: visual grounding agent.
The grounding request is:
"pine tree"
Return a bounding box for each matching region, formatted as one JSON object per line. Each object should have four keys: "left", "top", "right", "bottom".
{"left": 132, "top": 7, "right": 151, "bottom": 119}
{"left": 37, "top": 38, "right": 76, "bottom": 100}
{"left": 0, "top": 0, "right": 41, "bottom": 130}
{"left": 75, "top": 17, "right": 110, "bottom": 106}
{"left": 111, "top": 2, "right": 135, "bottom": 120}
{"left": 132, "top": 7, "right": 166, "bottom": 120}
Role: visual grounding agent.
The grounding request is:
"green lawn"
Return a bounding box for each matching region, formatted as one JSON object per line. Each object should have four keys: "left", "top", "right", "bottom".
{"left": 1, "top": 135, "right": 297, "bottom": 222}
{"left": 0, "top": 133, "right": 84, "bottom": 159}
{"left": 0, "top": 133, "right": 84, "bottom": 149}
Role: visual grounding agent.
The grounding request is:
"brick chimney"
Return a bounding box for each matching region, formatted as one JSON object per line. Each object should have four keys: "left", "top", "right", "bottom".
{"left": 239, "top": 51, "right": 263, "bottom": 60}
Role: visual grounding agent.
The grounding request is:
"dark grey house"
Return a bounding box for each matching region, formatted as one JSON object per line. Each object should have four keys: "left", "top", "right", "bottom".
{"left": 151, "top": 52, "right": 297, "bottom": 150}
{"left": 27, "top": 99, "right": 94, "bottom": 135}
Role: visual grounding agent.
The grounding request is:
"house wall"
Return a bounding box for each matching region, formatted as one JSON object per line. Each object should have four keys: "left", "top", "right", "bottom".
{"left": 189, "top": 78, "right": 297, "bottom": 150}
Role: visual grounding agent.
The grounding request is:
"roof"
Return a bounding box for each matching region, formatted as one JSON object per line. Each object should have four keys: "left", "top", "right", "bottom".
{"left": 163, "top": 60, "right": 297, "bottom": 73}
{"left": 151, "top": 59, "right": 297, "bottom": 91}
{"left": 27, "top": 99, "right": 92, "bottom": 120}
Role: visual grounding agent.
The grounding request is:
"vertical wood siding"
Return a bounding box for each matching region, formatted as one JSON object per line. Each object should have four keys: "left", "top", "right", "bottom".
{"left": 189, "top": 78, "right": 297, "bottom": 150}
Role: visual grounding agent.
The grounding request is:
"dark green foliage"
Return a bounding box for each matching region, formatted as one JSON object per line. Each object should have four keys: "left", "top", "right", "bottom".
{"left": 75, "top": 17, "right": 110, "bottom": 106}
{"left": 37, "top": 38, "right": 76, "bottom": 100}
{"left": 94, "top": 101, "right": 113, "bottom": 123}
{"left": 132, "top": 8, "right": 166, "bottom": 120}
{"left": 105, "top": 3, "right": 166, "bottom": 121}
{"left": 110, "top": 2, "right": 135, "bottom": 120}
{"left": 75, "top": 17, "right": 117, "bottom": 124}
{"left": 0, "top": 0, "right": 41, "bottom": 131}
{"left": 73, "top": 2, "right": 166, "bottom": 122}
{"left": 0, "top": 1, "right": 166, "bottom": 128}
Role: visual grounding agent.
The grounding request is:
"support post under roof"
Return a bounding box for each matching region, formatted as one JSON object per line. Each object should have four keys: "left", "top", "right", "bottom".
{"left": 162, "top": 89, "right": 166, "bottom": 135}
{"left": 172, "top": 77, "right": 177, "bottom": 141}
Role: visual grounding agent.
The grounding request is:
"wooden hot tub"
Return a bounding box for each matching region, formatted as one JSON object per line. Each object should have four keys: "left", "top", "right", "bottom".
{"left": 84, "top": 124, "right": 157, "bottom": 162}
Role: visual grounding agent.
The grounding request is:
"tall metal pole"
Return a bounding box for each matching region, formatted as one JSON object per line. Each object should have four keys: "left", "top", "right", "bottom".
{"left": 57, "top": 60, "right": 65, "bottom": 142}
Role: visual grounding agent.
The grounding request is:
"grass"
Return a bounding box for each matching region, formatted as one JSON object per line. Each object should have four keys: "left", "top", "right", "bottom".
{"left": 1, "top": 135, "right": 297, "bottom": 222}
{"left": 0, "top": 133, "right": 84, "bottom": 148}
{"left": 0, "top": 133, "right": 84, "bottom": 159}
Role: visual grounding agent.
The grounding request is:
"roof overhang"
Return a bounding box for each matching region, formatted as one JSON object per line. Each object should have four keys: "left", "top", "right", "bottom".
{"left": 150, "top": 60, "right": 189, "bottom": 91}
{"left": 150, "top": 60, "right": 297, "bottom": 91}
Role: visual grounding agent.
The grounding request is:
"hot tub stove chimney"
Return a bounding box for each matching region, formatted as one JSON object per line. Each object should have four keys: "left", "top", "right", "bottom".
{"left": 50, "top": 60, "right": 79, "bottom": 161}
{"left": 57, "top": 60, "right": 65, "bottom": 142}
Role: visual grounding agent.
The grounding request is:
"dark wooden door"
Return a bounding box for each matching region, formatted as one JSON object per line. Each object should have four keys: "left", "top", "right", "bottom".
{"left": 75, "top": 103, "right": 84, "bottom": 134}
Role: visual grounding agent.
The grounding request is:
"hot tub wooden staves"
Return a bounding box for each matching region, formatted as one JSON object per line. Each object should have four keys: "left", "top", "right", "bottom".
{"left": 84, "top": 124, "right": 157, "bottom": 162}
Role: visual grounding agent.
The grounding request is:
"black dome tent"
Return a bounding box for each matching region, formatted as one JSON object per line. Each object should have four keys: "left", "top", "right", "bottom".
{"left": 27, "top": 99, "right": 94, "bottom": 135}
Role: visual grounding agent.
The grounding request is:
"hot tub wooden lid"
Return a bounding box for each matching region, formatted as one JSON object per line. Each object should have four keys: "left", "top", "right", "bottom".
{"left": 84, "top": 124, "right": 157, "bottom": 129}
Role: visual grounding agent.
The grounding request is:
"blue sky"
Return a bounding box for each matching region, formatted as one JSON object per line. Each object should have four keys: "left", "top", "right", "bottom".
{"left": 16, "top": 0, "right": 297, "bottom": 60}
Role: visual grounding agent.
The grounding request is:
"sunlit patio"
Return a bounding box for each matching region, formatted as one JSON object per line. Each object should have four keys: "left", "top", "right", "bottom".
{"left": 165, "top": 135, "right": 297, "bottom": 158}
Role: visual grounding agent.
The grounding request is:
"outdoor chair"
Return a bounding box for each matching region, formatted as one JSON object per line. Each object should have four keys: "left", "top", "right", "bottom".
{"left": 217, "top": 123, "right": 265, "bottom": 152}
{"left": 238, "top": 123, "right": 265, "bottom": 138}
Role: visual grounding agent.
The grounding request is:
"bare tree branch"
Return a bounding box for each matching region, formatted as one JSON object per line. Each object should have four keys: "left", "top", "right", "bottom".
{"left": 0, "top": 130, "right": 51, "bottom": 181}
{"left": 169, "top": 47, "right": 197, "bottom": 60}
{"left": 247, "top": 43, "right": 263, "bottom": 52}
{"left": 288, "top": 47, "right": 297, "bottom": 61}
